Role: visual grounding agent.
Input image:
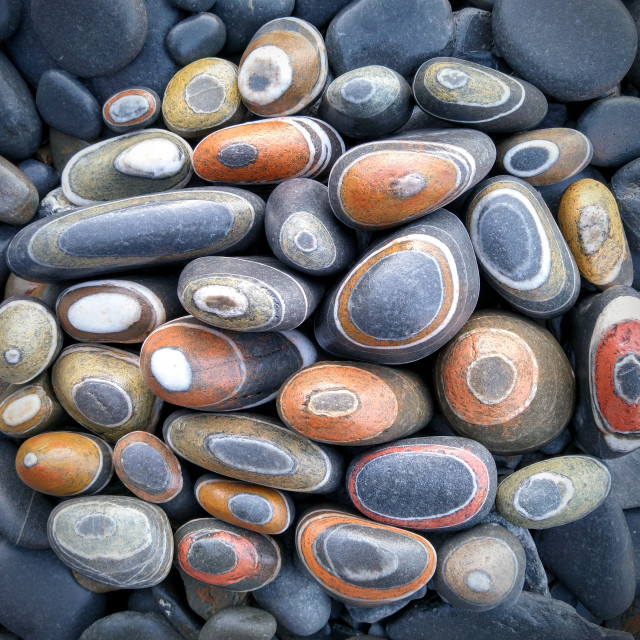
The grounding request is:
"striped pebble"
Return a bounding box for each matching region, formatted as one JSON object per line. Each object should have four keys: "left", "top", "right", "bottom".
{"left": 174, "top": 518, "right": 281, "bottom": 590}
{"left": 163, "top": 411, "right": 343, "bottom": 493}
{"left": 102, "top": 87, "right": 161, "bottom": 133}
{"left": 195, "top": 474, "right": 294, "bottom": 535}
{"left": 192, "top": 116, "right": 344, "bottom": 184}
{"left": 346, "top": 436, "right": 497, "bottom": 531}
{"left": 238, "top": 17, "right": 327, "bottom": 117}
{"left": 295, "top": 507, "right": 437, "bottom": 607}
{"left": 467, "top": 176, "right": 580, "bottom": 318}
{"left": 140, "top": 317, "right": 315, "bottom": 411}
{"left": 314, "top": 210, "right": 479, "bottom": 364}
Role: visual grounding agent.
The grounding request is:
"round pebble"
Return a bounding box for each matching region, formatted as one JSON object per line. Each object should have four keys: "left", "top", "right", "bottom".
{"left": 166, "top": 13, "right": 226, "bottom": 67}
{"left": 200, "top": 606, "right": 277, "bottom": 640}
{"left": 102, "top": 87, "right": 161, "bottom": 133}
{"left": 0, "top": 155, "right": 39, "bottom": 225}
{"left": 17, "top": 158, "right": 59, "bottom": 200}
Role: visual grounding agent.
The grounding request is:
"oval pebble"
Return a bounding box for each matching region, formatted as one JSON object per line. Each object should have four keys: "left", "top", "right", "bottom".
{"left": 102, "top": 87, "right": 161, "bottom": 133}
{"left": 346, "top": 436, "right": 496, "bottom": 530}
{"left": 166, "top": 13, "right": 227, "bottom": 67}
{"left": 0, "top": 155, "right": 39, "bottom": 225}
{"left": 496, "top": 455, "right": 612, "bottom": 529}
{"left": 163, "top": 411, "right": 342, "bottom": 493}
{"left": 195, "top": 474, "right": 295, "bottom": 534}
{"left": 4, "top": 274, "right": 66, "bottom": 309}
{"left": 48, "top": 495, "right": 173, "bottom": 589}
{"left": 200, "top": 606, "right": 277, "bottom": 640}
{"left": 16, "top": 431, "right": 113, "bottom": 497}
{"left": 295, "top": 507, "right": 437, "bottom": 607}
{"left": 174, "top": 517, "right": 281, "bottom": 590}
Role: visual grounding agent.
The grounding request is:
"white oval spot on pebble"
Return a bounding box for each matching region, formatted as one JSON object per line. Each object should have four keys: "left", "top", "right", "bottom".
{"left": 113, "top": 138, "right": 185, "bottom": 179}
{"left": 109, "top": 95, "right": 150, "bottom": 123}
{"left": 390, "top": 172, "right": 427, "bottom": 199}
{"left": 74, "top": 513, "right": 118, "bottom": 540}
{"left": 184, "top": 73, "right": 226, "bottom": 114}
{"left": 436, "top": 67, "right": 471, "bottom": 90}
{"left": 67, "top": 293, "right": 142, "bottom": 334}
{"left": 502, "top": 140, "right": 561, "bottom": 178}
{"left": 23, "top": 452, "right": 38, "bottom": 468}
{"left": 2, "top": 393, "right": 42, "bottom": 426}
{"left": 150, "top": 348, "right": 193, "bottom": 392}
{"left": 578, "top": 204, "right": 610, "bottom": 255}
{"left": 465, "top": 569, "right": 492, "bottom": 593}
{"left": 193, "top": 285, "right": 249, "bottom": 318}
{"left": 3, "top": 348, "right": 22, "bottom": 365}
{"left": 307, "top": 389, "right": 359, "bottom": 417}
{"left": 238, "top": 45, "right": 294, "bottom": 106}
{"left": 294, "top": 229, "right": 318, "bottom": 253}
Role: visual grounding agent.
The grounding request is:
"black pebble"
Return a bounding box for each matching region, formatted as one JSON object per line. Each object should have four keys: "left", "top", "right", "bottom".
{"left": 166, "top": 12, "right": 226, "bottom": 66}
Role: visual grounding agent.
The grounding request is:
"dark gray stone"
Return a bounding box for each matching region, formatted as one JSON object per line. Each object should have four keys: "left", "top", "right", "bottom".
{"left": 536, "top": 102, "right": 569, "bottom": 130}
{"left": 169, "top": 0, "right": 215, "bottom": 9}
{"left": 152, "top": 575, "right": 203, "bottom": 640}
{"left": 293, "top": 0, "right": 351, "bottom": 29}
{"left": 199, "top": 606, "right": 277, "bottom": 640}
{"left": 158, "top": 466, "right": 203, "bottom": 524}
{"left": 17, "top": 159, "right": 60, "bottom": 199}
{"left": 537, "top": 165, "right": 606, "bottom": 216}
{"left": 624, "top": 0, "right": 640, "bottom": 88}
{"left": 345, "top": 586, "right": 427, "bottom": 624}
{"left": 0, "top": 0, "right": 20, "bottom": 39}
{"left": 451, "top": 8, "right": 493, "bottom": 57}
{"left": 604, "top": 449, "right": 640, "bottom": 509}
{"left": 0, "top": 224, "right": 18, "bottom": 284}
{"left": 166, "top": 13, "right": 226, "bottom": 66}
{"left": 80, "top": 612, "right": 184, "bottom": 640}
{"left": 624, "top": 508, "right": 640, "bottom": 596}
{"left": 612, "top": 157, "right": 640, "bottom": 288}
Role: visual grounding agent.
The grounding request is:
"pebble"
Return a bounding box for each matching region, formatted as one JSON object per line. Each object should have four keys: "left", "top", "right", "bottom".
{"left": 265, "top": 178, "right": 357, "bottom": 276}
{"left": 295, "top": 507, "right": 437, "bottom": 607}
{"left": 346, "top": 436, "right": 496, "bottom": 530}
{"left": 61, "top": 129, "right": 193, "bottom": 206}
{"left": 612, "top": 158, "right": 640, "bottom": 288}
{"left": 51, "top": 343, "right": 163, "bottom": 443}
{"left": 163, "top": 410, "right": 342, "bottom": 492}
{"left": 180, "top": 572, "right": 250, "bottom": 620}
{"left": 15, "top": 431, "right": 114, "bottom": 497}
{"left": 450, "top": 7, "right": 493, "bottom": 58}
{"left": 81, "top": 612, "right": 184, "bottom": 640}
{"left": 435, "top": 310, "right": 575, "bottom": 455}
{"left": 5, "top": 275, "right": 67, "bottom": 309}
{"left": 169, "top": 0, "right": 215, "bottom": 9}
{"left": 293, "top": 0, "right": 351, "bottom": 29}
{"left": 7, "top": 187, "right": 265, "bottom": 281}
{"left": 199, "top": 606, "right": 277, "bottom": 640}
{"left": 56, "top": 275, "right": 181, "bottom": 344}
{"left": 113, "top": 431, "right": 183, "bottom": 503}
{"left": 496, "top": 128, "right": 593, "bottom": 186}
{"left": 0, "top": 372, "right": 64, "bottom": 438}
{"left": 466, "top": 176, "right": 580, "bottom": 318}
{"left": 178, "top": 256, "right": 324, "bottom": 332}
{"left": 193, "top": 116, "right": 345, "bottom": 184}
{"left": 328, "top": 129, "right": 495, "bottom": 230}
{"left": 558, "top": 178, "right": 633, "bottom": 289}
{"left": 162, "top": 57, "right": 245, "bottom": 138}
{"left": 314, "top": 210, "right": 480, "bottom": 364}
{"left": 0, "top": 0, "right": 20, "bottom": 39}
{"left": 48, "top": 495, "right": 174, "bottom": 589}
{"left": 195, "top": 474, "right": 295, "bottom": 534}
{"left": 35, "top": 187, "right": 77, "bottom": 220}
{"left": 413, "top": 58, "right": 547, "bottom": 133}
{"left": 0, "top": 296, "right": 62, "bottom": 385}
{"left": 345, "top": 585, "right": 427, "bottom": 624}
{"left": 17, "top": 158, "right": 59, "bottom": 199}
{"left": 604, "top": 449, "right": 640, "bottom": 509}
{"left": 277, "top": 361, "right": 432, "bottom": 446}
{"left": 0, "top": 155, "right": 39, "bottom": 225}
{"left": 0, "top": 225, "right": 18, "bottom": 284}
{"left": 174, "top": 517, "right": 281, "bottom": 590}
{"left": 325, "top": 0, "right": 454, "bottom": 77}
{"left": 166, "top": 13, "right": 226, "bottom": 67}
{"left": 492, "top": 0, "right": 637, "bottom": 102}
{"left": 537, "top": 165, "right": 606, "bottom": 217}
{"left": 49, "top": 128, "right": 93, "bottom": 173}
{"left": 577, "top": 97, "right": 640, "bottom": 168}
{"left": 140, "top": 318, "right": 315, "bottom": 410}
{"left": 151, "top": 576, "right": 203, "bottom": 640}
{"left": 237, "top": 17, "right": 327, "bottom": 117}
{"left": 102, "top": 87, "right": 161, "bottom": 133}
{"left": 319, "top": 66, "right": 413, "bottom": 139}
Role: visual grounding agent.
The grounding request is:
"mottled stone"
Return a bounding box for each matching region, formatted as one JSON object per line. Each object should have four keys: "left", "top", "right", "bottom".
{"left": 102, "top": 87, "right": 161, "bottom": 133}
{"left": 0, "top": 155, "right": 39, "bottom": 225}
{"left": 80, "top": 612, "right": 184, "bottom": 640}
{"left": 180, "top": 572, "right": 250, "bottom": 620}
{"left": 17, "top": 159, "right": 59, "bottom": 200}
{"left": 200, "top": 606, "right": 276, "bottom": 640}
{"left": 35, "top": 187, "right": 77, "bottom": 220}
{"left": 166, "top": 13, "right": 226, "bottom": 66}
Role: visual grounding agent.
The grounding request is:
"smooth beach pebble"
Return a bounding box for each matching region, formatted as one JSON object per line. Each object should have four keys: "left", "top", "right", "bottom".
{"left": 164, "top": 410, "right": 343, "bottom": 493}
{"left": 102, "top": 87, "right": 161, "bottom": 134}
{"left": 319, "top": 65, "right": 413, "bottom": 139}
{"left": 113, "top": 431, "right": 183, "bottom": 503}
{"left": 558, "top": 179, "right": 633, "bottom": 289}
{"left": 295, "top": 507, "right": 437, "bottom": 607}
{"left": 277, "top": 361, "right": 433, "bottom": 446}
{"left": 162, "top": 58, "right": 245, "bottom": 139}
{"left": 412, "top": 57, "right": 547, "bottom": 133}
{"left": 140, "top": 318, "right": 315, "bottom": 411}
{"left": 0, "top": 296, "right": 62, "bottom": 385}
{"left": 4, "top": 274, "right": 65, "bottom": 308}
{"left": 314, "top": 210, "right": 479, "bottom": 365}
{"left": 195, "top": 474, "right": 294, "bottom": 534}
{"left": 80, "top": 612, "right": 184, "bottom": 640}
{"left": 0, "top": 155, "right": 39, "bottom": 225}
{"left": 56, "top": 275, "right": 181, "bottom": 344}
{"left": 496, "top": 455, "right": 612, "bottom": 529}
{"left": 346, "top": 436, "right": 497, "bottom": 531}
{"left": 61, "top": 129, "right": 193, "bottom": 206}
{"left": 166, "top": 13, "right": 227, "bottom": 67}
{"left": 0, "top": 372, "right": 64, "bottom": 438}
{"left": 48, "top": 495, "right": 173, "bottom": 589}
{"left": 612, "top": 157, "right": 640, "bottom": 288}
{"left": 192, "top": 116, "right": 344, "bottom": 184}
{"left": 17, "top": 158, "right": 60, "bottom": 200}
{"left": 174, "top": 517, "right": 281, "bottom": 590}
{"left": 496, "top": 128, "right": 593, "bottom": 186}
{"left": 15, "top": 431, "right": 113, "bottom": 497}
{"left": 264, "top": 178, "right": 357, "bottom": 277}
{"left": 52, "top": 343, "right": 163, "bottom": 443}
{"left": 435, "top": 310, "right": 575, "bottom": 455}
{"left": 466, "top": 176, "right": 580, "bottom": 318}
{"left": 7, "top": 187, "right": 264, "bottom": 281}
{"left": 328, "top": 128, "right": 495, "bottom": 230}
{"left": 433, "top": 523, "right": 526, "bottom": 611}
{"left": 200, "top": 606, "right": 276, "bottom": 640}
{"left": 178, "top": 256, "right": 324, "bottom": 332}
{"left": 237, "top": 17, "right": 327, "bottom": 117}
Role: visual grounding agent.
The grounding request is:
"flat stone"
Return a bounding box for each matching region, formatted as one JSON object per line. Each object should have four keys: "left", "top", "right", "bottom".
{"left": 166, "top": 13, "right": 226, "bottom": 66}
{"left": 36, "top": 70, "right": 102, "bottom": 141}
{"left": 347, "top": 436, "right": 496, "bottom": 531}
{"left": 200, "top": 606, "right": 276, "bottom": 640}
{"left": 48, "top": 495, "right": 174, "bottom": 589}
{"left": 31, "top": 0, "right": 148, "bottom": 78}
{"left": 492, "top": 0, "right": 637, "bottom": 102}
{"left": 80, "top": 612, "right": 184, "bottom": 640}
{"left": 293, "top": 0, "right": 351, "bottom": 28}
{"left": 314, "top": 210, "right": 479, "bottom": 364}
{"left": 163, "top": 410, "right": 342, "bottom": 493}
{"left": 102, "top": 87, "right": 161, "bottom": 133}
{"left": 0, "top": 0, "right": 20, "bottom": 39}
{"left": 326, "top": 0, "right": 454, "bottom": 77}
{"left": 17, "top": 159, "right": 59, "bottom": 200}
{"left": 537, "top": 165, "right": 606, "bottom": 216}
{"left": 466, "top": 176, "right": 580, "bottom": 318}
{"left": 0, "top": 155, "right": 39, "bottom": 225}
{"left": 180, "top": 572, "right": 250, "bottom": 620}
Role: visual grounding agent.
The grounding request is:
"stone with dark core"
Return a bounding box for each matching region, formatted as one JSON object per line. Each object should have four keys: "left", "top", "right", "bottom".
{"left": 102, "top": 87, "right": 161, "bottom": 134}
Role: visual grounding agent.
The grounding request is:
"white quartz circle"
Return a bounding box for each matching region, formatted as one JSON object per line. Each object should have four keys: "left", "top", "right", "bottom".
{"left": 238, "top": 45, "right": 294, "bottom": 106}
{"left": 150, "top": 348, "right": 193, "bottom": 392}
{"left": 2, "top": 393, "right": 42, "bottom": 426}
{"left": 113, "top": 138, "right": 185, "bottom": 179}
{"left": 193, "top": 285, "right": 249, "bottom": 318}
{"left": 67, "top": 293, "right": 143, "bottom": 334}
